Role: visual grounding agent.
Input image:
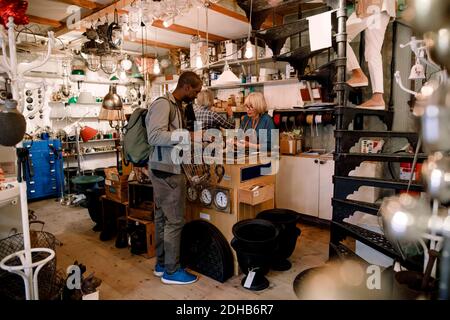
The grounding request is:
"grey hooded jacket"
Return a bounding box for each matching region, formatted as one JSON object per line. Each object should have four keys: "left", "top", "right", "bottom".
{"left": 145, "top": 92, "right": 187, "bottom": 174}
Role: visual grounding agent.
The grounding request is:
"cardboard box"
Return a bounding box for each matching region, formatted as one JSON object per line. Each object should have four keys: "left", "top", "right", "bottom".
{"left": 104, "top": 168, "right": 129, "bottom": 203}
{"left": 239, "top": 183, "right": 274, "bottom": 206}
{"left": 280, "top": 134, "right": 302, "bottom": 155}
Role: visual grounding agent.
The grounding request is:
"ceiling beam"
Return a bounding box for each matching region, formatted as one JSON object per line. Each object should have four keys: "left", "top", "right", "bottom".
{"left": 124, "top": 36, "right": 186, "bottom": 50}
{"left": 152, "top": 20, "right": 226, "bottom": 42}
{"left": 53, "top": 0, "right": 100, "bottom": 10}
{"left": 208, "top": 3, "right": 248, "bottom": 23}
{"left": 28, "top": 15, "right": 62, "bottom": 28}
{"left": 54, "top": 0, "right": 131, "bottom": 37}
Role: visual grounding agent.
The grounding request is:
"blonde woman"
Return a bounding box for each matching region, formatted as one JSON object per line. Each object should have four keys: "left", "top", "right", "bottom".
{"left": 194, "top": 90, "right": 235, "bottom": 131}
{"left": 238, "top": 92, "right": 275, "bottom": 150}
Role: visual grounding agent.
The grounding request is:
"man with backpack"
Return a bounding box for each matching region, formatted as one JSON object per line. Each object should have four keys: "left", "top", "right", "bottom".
{"left": 145, "top": 71, "right": 202, "bottom": 285}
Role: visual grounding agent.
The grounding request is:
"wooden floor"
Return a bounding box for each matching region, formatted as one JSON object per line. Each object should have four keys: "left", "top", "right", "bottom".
{"left": 29, "top": 199, "right": 331, "bottom": 300}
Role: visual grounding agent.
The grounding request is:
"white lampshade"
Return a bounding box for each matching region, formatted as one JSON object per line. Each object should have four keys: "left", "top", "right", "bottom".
{"left": 216, "top": 62, "right": 240, "bottom": 85}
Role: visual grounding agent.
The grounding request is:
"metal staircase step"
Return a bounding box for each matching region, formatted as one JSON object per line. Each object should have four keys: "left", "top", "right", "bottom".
{"left": 334, "top": 106, "right": 394, "bottom": 130}
{"left": 334, "top": 130, "right": 420, "bottom": 153}
{"left": 331, "top": 221, "right": 422, "bottom": 271}
{"left": 332, "top": 198, "right": 380, "bottom": 218}
{"left": 334, "top": 153, "right": 428, "bottom": 176}
{"left": 333, "top": 176, "right": 424, "bottom": 199}
{"left": 335, "top": 130, "right": 419, "bottom": 138}
{"left": 329, "top": 242, "right": 368, "bottom": 265}
{"left": 335, "top": 152, "right": 428, "bottom": 161}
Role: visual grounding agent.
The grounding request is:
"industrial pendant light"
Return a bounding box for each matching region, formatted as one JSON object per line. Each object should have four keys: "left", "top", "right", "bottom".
{"left": 195, "top": 7, "right": 203, "bottom": 69}
{"left": 244, "top": 0, "right": 254, "bottom": 59}
{"left": 244, "top": 40, "right": 253, "bottom": 59}
{"left": 120, "top": 54, "right": 133, "bottom": 71}
{"left": 102, "top": 84, "right": 123, "bottom": 110}
{"left": 153, "top": 27, "right": 160, "bottom": 74}
{"left": 153, "top": 58, "right": 161, "bottom": 74}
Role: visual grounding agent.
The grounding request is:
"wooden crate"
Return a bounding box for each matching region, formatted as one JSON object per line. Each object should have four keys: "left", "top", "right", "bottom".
{"left": 127, "top": 216, "right": 156, "bottom": 258}
{"left": 128, "top": 181, "right": 154, "bottom": 220}
{"left": 100, "top": 195, "right": 128, "bottom": 241}
{"left": 239, "top": 183, "right": 274, "bottom": 206}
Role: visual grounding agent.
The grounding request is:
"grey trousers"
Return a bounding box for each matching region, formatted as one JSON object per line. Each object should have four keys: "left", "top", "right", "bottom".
{"left": 149, "top": 170, "right": 186, "bottom": 274}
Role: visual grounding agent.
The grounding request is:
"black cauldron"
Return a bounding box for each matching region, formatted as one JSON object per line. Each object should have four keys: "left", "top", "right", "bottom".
{"left": 256, "top": 209, "right": 301, "bottom": 271}
{"left": 231, "top": 219, "right": 279, "bottom": 291}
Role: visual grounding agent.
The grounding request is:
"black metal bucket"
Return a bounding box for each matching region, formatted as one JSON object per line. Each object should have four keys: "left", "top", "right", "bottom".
{"left": 231, "top": 219, "right": 279, "bottom": 291}
{"left": 256, "top": 209, "right": 301, "bottom": 271}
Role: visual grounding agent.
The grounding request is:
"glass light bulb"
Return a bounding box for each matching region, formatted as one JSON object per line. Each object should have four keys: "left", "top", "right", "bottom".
{"left": 153, "top": 59, "right": 160, "bottom": 74}
{"left": 195, "top": 54, "right": 203, "bottom": 69}
{"left": 120, "top": 57, "right": 133, "bottom": 71}
{"left": 244, "top": 40, "right": 253, "bottom": 59}
{"left": 163, "top": 19, "right": 173, "bottom": 28}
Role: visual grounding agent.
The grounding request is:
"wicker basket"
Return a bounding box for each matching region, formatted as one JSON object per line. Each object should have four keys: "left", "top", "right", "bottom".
{"left": 0, "top": 230, "right": 63, "bottom": 300}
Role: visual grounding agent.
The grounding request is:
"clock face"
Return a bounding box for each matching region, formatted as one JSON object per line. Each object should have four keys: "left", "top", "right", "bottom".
{"left": 200, "top": 188, "right": 212, "bottom": 206}
{"left": 214, "top": 191, "right": 228, "bottom": 210}
{"left": 187, "top": 186, "right": 198, "bottom": 202}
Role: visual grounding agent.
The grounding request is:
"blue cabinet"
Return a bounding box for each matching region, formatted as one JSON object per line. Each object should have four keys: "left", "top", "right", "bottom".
{"left": 23, "top": 139, "right": 64, "bottom": 200}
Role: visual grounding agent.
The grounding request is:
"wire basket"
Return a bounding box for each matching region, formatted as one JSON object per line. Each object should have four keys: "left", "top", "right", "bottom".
{"left": 0, "top": 230, "right": 62, "bottom": 300}
{"left": 181, "top": 144, "right": 211, "bottom": 186}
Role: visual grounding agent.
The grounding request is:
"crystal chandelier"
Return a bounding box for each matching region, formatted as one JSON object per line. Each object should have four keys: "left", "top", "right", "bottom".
{"left": 124, "top": 0, "right": 221, "bottom": 28}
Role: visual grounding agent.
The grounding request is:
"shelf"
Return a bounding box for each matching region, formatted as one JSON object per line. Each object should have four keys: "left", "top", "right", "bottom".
{"left": 63, "top": 150, "right": 116, "bottom": 157}
{"left": 63, "top": 139, "right": 119, "bottom": 144}
{"left": 71, "top": 78, "right": 144, "bottom": 86}
{"left": 207, "top": 78, "right": 298, "bottom": 90}
{"left": 183, "top": 56, "right": 277, "bottom": 72}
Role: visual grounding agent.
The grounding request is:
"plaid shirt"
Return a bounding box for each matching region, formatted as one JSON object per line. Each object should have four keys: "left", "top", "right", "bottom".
{"left": 193, "top": 105, "right": 235, "bottom": 131}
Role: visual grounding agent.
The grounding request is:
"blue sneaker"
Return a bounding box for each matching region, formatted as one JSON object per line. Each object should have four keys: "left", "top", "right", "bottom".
{"left": 161, "top": 268, "right": 198, "bottom": 285}
{"left": 153, "top": 263, "right": 165, "bottom": 277}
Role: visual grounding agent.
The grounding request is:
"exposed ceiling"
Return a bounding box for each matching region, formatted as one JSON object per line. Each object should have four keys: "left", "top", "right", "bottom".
{"left": 21, "top": 0, "right": 324, "bottom": 56}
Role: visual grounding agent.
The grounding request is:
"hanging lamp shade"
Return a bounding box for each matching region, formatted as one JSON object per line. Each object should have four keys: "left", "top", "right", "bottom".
{"left": 80, "top": 126, "right": 98, "bottom": 142}
{"left": 216, "top": 62, "right": 240, "bottom": 85}
{"left": 102, "top": 84, "right": 123, "bottom": 110}
{"left": 98, "top": 108, "right": 126, "bottom": 121}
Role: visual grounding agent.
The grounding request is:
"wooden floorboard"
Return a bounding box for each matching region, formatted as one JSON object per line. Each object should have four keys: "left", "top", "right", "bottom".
{"left": 29, "top": 199, "right": 330, "bottom": 300}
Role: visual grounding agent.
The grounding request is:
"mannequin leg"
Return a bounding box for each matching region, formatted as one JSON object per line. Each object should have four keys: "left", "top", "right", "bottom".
{"left": 346, "top": 12, "right": 369, "bottom": 87}
{"left": 357, "top": 12, "right": 390, "bottom": 109}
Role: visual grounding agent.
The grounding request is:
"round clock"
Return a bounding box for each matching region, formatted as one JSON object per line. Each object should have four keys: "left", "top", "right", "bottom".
{"left": 214, "top": 190, "right": 229, "bottom": 210}
{"left": 200, "top": 188, "right": 212, "bottom": 206}
{"left": 187, "top": 186, "right": 198, "bottom": 202}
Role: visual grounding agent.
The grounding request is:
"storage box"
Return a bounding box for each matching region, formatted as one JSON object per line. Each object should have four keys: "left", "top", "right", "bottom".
{"left": 239, "top": 183, "right": 274, "bottom": 206}
{"left": 225, "top": 41, "right": 237, "bottom": 60}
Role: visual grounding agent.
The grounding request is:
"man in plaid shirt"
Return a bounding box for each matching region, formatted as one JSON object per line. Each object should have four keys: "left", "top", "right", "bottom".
{"left": 194, "top": 90, "right": 235, "bottom": 131}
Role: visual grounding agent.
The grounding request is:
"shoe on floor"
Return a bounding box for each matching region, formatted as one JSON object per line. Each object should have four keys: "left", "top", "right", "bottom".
{"left": 161, "top": 268, "right": 198, "bottom": 285}
{"left": 153, "top": 263, "right": 165, "bottom": 277}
